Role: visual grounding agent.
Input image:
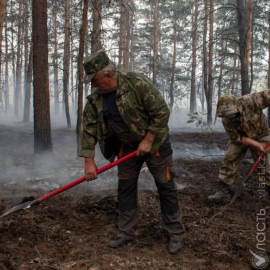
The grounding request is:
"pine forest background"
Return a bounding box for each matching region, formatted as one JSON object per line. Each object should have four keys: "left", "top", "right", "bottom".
{"left": 0, "top": 0, "right": 270, "bottom": 152}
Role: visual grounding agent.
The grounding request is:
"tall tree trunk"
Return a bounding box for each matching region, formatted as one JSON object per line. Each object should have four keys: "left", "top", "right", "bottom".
{"left": 84, "top": 27, "right": 89, "bottom": 97}
{"left": 91, "top": 0, "right": 102, "bottom": 53}
{"left": 202, "top": 0, "right": 208, "bottom": 118}
{"left": 247, "top": 0, "right": 254, "bottom": 91}
{"left": 77, "top": 0, "right": 88, "bottom": 156}
{"left": 4, "top": 4, "right": 9, "bottom": 115}
{"left": 236, "top": 0, "right": 250, "bottom": 95}
{"left": 200, "top": 72, "right": 205, "bottom": 112}
{"left": 246, "top": 0, "right": 252, "bottom": 68}
{"left": 190, "top": 0, "right": 198, "bottom": 114}
{"left": 24, "top": 0, "right": 29, "bottom": 83}
{"left": 23, "top": 0, "right": 30, "bottom": 122}
{"left": 123, "top": 3, "right": 130, "bottom": 71}
{"left": 118, "top": 0, "right": 125, "bottom": 70}
{"left": 23, "top": 43, "right": 33, "bottom": 123}
{"left": 32, "top": 0, "right": 52, "bottom": 153}
{"left": 0, "top": 0, "right": 6, "bottom": 85}
{"left": 14, "top": 0, "right": 22, "bottom": 117}
{"left": 215, "top": 39, "right": 226, "bottom": 124}
{"left": 63, "top": 0, "right": 71, "bottom": 128}
{"left": 217, "top": 39, "right": 226, "bottom": 100}
{"left": 169, "top": 0, "right": 178, "bottom": 112}
{"left": 130, "top": 12, "right": 134, "bottom": 71}
{"left": 149, "top": 26, "right": 153, "bottom": 78}
{"left": 153, "top": 0, "right": 158, "bottom": 84}
{"left": 207, "top": 0, "right": 214, "bottom": 125}
{"left": 53, "top": 7, "right": 59, "bottom": 115}
{"left": 231, "top": 43, "right": 238, "bottom": 95}
{"left": 11, "top": 16, "right": 16, "bottom": 110}
{"left": 70, "top": 17, "right": 75, "bottom": 114}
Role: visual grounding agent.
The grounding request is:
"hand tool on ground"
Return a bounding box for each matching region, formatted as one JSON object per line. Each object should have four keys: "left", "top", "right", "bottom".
{"left": 230, "top": 141, "right": 270, "bottom": 204}
{"left": 0, "top": 151, "right": 137, "bottom": 218}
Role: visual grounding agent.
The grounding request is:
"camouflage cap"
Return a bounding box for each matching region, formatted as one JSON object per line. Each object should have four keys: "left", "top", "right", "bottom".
{"left": 83, "top": 49, "right": 110, "bottom": 83}
{"left": 216, "top": 94, "right": 238, "bottom": 117}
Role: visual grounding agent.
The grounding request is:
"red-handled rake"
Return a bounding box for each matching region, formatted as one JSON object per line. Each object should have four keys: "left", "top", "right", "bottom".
{"left": 0, "top": 151, "right": 137, "bottom": 218}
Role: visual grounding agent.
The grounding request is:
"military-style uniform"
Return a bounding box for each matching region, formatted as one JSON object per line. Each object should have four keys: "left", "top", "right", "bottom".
{"left": 219, "top": 90, "right": 270, "bottom": 186}
{"left": 79, "top": 71, "right": 185, "bottom": 241}
{"left": 80, "top": 71, "right": 170, "bottom": 161}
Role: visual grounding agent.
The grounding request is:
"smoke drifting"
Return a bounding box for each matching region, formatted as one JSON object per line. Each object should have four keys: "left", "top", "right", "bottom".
{"left": 0, "top": 111, "right": 225, "bottom": 198}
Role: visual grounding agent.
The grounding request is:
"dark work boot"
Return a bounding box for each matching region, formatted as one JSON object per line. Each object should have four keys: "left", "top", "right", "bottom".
{"left": 168, "top": 239, "right": 182, "bottom": 254}
{"left": 208, "top": 180, "right": 230, "bottom": 200}
{"left": 109, "top": 236, "right": 136, "bottom": 248}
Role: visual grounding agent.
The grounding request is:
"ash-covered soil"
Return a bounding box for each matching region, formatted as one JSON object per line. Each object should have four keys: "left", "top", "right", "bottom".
{"left": 0, "top": 123, "right": 269, "bottom": 270}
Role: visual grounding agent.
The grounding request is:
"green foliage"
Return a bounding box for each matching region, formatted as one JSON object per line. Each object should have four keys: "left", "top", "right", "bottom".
{"left": 3, "top": 0, "right": 270, "bottom": 114}
{"left": 187, "top": 112, "right": 213, "bottom": 132}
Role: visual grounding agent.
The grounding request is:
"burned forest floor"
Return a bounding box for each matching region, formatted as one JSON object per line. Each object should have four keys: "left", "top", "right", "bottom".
{"left": 0, "top": 121, "right": 269, "bottom": 270}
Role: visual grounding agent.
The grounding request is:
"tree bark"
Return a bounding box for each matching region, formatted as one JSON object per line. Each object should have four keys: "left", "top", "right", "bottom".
{"left": 77, "top": 0, "right": 88, "bottom": 156}
{"left": 236, "top": 0, "right": 250, "bottom": 95}
{"left": 23, "top": 42, "right": 33, "bottom": 123}
{"left": 23, "top": 0, "right": 30, "bottom": 122}
{"left": 247, "top": 0, "right": 254, "bottom": 91}
{"left": 231, "top": 43, "right": 238, "bottom": 95}
{"left": 153, "top": 0, "right": 159, "bottom": 85}
{"left": 0, "top": 0, "right": 6, "bottom": 85}
{"left": 207, "top": 0, "right": 214, "bottom": 125}
{"left": 217, "top": 39, "right": 226, "bottom": 100}
{"left": 63, "top": 0, "right": 71, "bottom": 128}
{"left": 91, "top": 0, "right": 102, "bottom": 53}
{"left": 190, "top": 0, "right": 198, "bottom": 114}
{"left": 53, "top": 6, "right": 59, "bottom": 115}
{"left": 169, "top": 0, "right": 178, "bottom": 112}
{"left": 215, "top": 39, "right": 226, "bottom": 124}
{"left": 14, "top": 0, "right": 22, "bottom": 117}
{"left": 118, "top": 0, "right": 125, "bottom": 70}
{"left": 123, "top": 3, "right": 130, "bottom": 71}
{"left": 32, "top": 0, "right": 52, "bottom": 153}
{"left": 130, "top": 11, "right": 134, "bottom": 71}
{"left": 4, "top": 3, "right": 8, "bottom": 115}
{"left": 202, "top": 0, "right": 208, "bottom": 119}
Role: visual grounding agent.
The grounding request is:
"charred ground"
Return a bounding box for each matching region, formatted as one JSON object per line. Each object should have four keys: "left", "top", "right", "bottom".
{"left": 0, "top": 123, "right": 269, "bottom": 270}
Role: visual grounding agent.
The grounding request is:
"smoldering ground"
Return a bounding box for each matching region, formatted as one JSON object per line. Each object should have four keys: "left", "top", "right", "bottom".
{"left": 0, "top": 113, "right": 225, "bottom": 199}
{"left": 1, "top": 116, "right": 269, "bottom": 270}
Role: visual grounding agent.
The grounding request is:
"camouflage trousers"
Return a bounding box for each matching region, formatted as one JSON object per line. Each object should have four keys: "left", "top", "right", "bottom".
{"left": 219, "top": 135, "right": 270, "bottom": 186}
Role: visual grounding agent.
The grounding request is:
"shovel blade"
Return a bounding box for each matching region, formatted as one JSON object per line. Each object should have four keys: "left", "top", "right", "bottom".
{"left": 230, "top": 185, "right": 243, "bottom": 204}
{"left": 0, "top": 199, "right": 39, "bottom": 218}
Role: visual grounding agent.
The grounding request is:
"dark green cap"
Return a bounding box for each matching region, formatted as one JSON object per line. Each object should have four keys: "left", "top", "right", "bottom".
{"left": 83, "top": 49, "right": 110, "bottom": 83}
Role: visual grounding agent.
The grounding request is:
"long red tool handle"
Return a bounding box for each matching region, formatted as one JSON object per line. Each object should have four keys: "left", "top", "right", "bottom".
{"left": 230, "top": 141, "right": 270, "bottom": 204}
{"left": 247, "top": 146, "right": 270, "bottom": 177}
{"left": 39, "top": 151, "right": 137, "bottom": 203}
{"left": 246, "top": 140, "right": 270, "bottom": 179}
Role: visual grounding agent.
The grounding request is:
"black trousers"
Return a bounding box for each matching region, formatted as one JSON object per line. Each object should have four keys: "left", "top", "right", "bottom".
{"left": 116, "top": 142, "right": 185, "bottom": 241}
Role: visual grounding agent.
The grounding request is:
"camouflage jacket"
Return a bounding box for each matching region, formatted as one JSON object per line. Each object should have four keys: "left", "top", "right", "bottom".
{"left": 79, "top": 71, "right": 170, "bottom": 161}
{"left": 222, "top": 90, "right": 270, "bottom": 144}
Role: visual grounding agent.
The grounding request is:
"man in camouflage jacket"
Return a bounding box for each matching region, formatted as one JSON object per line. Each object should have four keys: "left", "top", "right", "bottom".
{"left": 79, "top": 50, "right": 185, "bottom": 253}
{"left": 208, "top": 91, "right": 270, "bottom": 201}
